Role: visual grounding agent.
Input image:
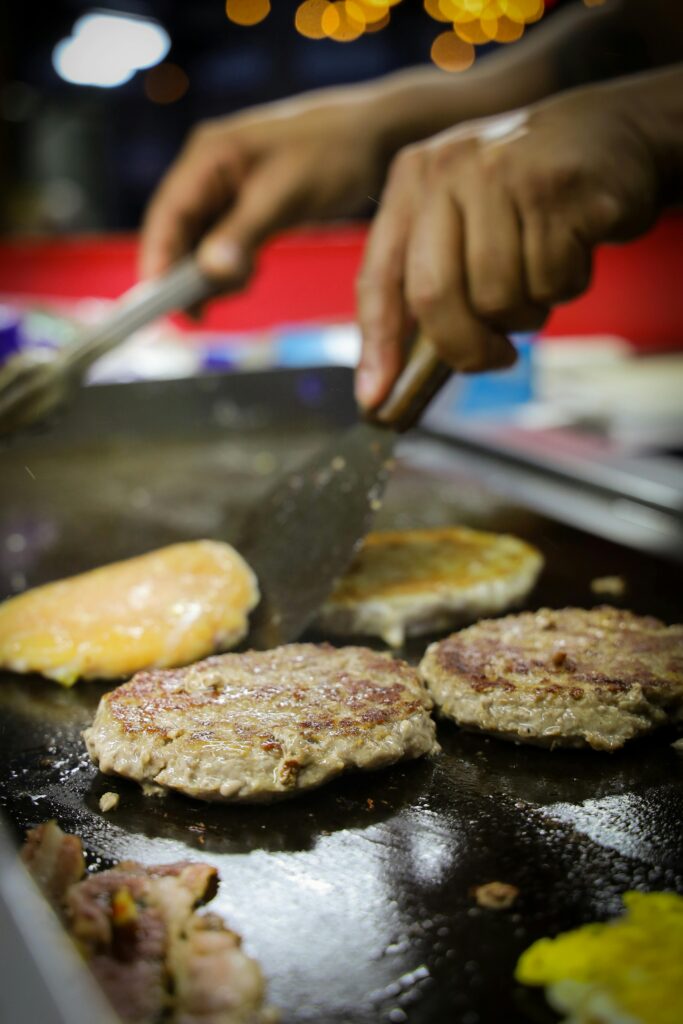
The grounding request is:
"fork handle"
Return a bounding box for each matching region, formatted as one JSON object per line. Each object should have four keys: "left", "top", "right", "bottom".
{"left": 56, "top": 256, "right": 216, "bottom": 377}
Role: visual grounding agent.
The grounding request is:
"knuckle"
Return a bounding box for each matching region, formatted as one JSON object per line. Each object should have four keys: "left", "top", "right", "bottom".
{"left": 187, "top": 119, "right": 219, "bottom": 151}
{"left": 409, "top": 278, "right": 444, "bottom": 319}
{"left": 387, "top": 146, "right": 422, "bottom": 185}
{"left": 517, "top": 162, "right": 580, "bottom": 208}
{"left": 470, "top": 281, "right": 514, "bottom": 321}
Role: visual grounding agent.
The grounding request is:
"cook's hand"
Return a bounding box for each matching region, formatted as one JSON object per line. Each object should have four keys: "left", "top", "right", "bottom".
{"left": 140, "top": 94, "right": 387, "bottom": 287}
{"left": 355, "top": 84, "right": 660, "bottom": 408}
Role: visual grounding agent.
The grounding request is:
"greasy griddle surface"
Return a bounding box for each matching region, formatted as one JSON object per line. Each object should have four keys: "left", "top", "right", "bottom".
{"left": 1, "top": 371, "right": 682, "bottom": 1024}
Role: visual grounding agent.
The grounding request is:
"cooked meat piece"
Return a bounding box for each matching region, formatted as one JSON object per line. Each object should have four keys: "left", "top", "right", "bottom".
{"left": 99, "top": 791, "right": 120, "bottom": 813}
{"left": 473, "top": 882, "right": 519, "bottom": 910}
{"left": 0, "top": 541, "right": 258, "bottom": 685}
{"left": 317, "top": 527, "right": 543, "bottom": 647}
{"left": 84, "top": 644, "right": 439, "bottom": 802}
{"left": 420, "top": 607, "right": 683, "bottom": 751}
{"left": 66, "top": 860, "right": 217, "bottom": 1023}
{"left": 22, "top": 823, "right": 275, "bottom": 1024}
{"left": 20, "top": 819, "right": 85, "bottom": 904}
{"left": 171, "top": 913, "right": 276, "bottom": 1024}
{"left": 590, "top": 575, "right": 627, "bottom": 597}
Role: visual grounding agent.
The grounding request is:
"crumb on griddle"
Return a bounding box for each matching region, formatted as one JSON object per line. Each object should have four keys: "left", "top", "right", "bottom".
{"left": 590, "top": 575, "right": 627, "bottom": 597}
{"left": 473, "top": 881, "right": 519, "bottom": 910}
{"left": 99, "top": 791, "right": 120, "bottom": 813}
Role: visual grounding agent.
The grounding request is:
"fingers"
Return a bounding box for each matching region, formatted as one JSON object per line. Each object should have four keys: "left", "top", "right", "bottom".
{"left": 405, "top": 187, "right": 517, "bottom": 373}
{"left": 195, "top": 150, "right": 310, "bottom": 286}
{"left": 460, "top": 175, "right": 548, "bottom": 333}
{"left": 355, "top": 153, "right": 418, "bottom": 409}
{"left": 139, "top": 126, "right": 244, "bottom": 281}
{"left": 522, "top": 206, "right": 592, "bottom": 307}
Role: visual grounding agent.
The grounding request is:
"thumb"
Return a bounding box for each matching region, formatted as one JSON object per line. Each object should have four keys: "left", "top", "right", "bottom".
{"left": 196, "top": 154, "right": 306, "bottom": 287}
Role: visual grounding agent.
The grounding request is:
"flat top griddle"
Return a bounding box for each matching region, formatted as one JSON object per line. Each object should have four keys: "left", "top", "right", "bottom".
{"left": 1, "top": 368, "right": 682, "bottom": 1024}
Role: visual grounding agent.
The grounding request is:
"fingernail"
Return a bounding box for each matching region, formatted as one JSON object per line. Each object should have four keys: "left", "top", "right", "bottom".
{"left": 198, "top": 239, "right": 243, "bottom": 279}
{"left": 355, "top": 367, "right": 378, "bottom": 408}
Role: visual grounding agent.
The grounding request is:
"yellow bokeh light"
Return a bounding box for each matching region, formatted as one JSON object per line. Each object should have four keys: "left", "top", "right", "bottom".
{"left": 431, "top": 30, "right": 475, "bottom": 71}
{"left": 295, "top": 0, "right": 333, "bottom": 39}
{"left": 354, "top": 0, "right": 390, "bottom": 24}
{"left": 455, "top": 18, "right": 492, "bottom": 43}
{"left": 438, "top": 1, "right": 478, "bottom": 25}
{"left": 363, "top": 7, "right": 391, "bottom": 30}
{"left": 362, "top": 0, "right": 401, "bottom": 8}
{"left": 488, "top": 14, "right": 524, "bottom": 41}
{"left": 322, "top": 0, "right": 365, "bottom": 40}
{"left": 225, "top": 0, "right": 271, "bottom": 27}
{"left": 499, "top": 0, "right": 543, "bottom": 24}
{"left": 424, "top": 0, "right": 450, "bottom": 22}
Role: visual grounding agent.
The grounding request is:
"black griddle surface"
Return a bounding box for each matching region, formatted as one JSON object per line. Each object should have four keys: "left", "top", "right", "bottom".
{"left": 1, "top": 370, "right": 682, "bottom": 1024}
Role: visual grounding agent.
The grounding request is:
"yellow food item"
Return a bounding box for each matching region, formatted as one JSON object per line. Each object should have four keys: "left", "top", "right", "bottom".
{"left": 516, "top": 891, "right": 683, "bottom": 1024}
{"left": 0, "top": 541, "right": 259, "bottom": 685}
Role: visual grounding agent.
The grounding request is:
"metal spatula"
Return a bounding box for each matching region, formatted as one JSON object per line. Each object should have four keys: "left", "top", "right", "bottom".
{"left": 0, "top": 256, "right": 214, "bottom": 437}
{"left": 240, "top": 335, "right": 450, "bottom": 648}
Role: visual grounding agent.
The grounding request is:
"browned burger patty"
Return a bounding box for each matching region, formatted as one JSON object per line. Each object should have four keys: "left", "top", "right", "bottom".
{"left": 420, "top": 607, "right": 683, "bottom": 751}
{"left": 84, "top": 644, "right": 439, "bottom": 802}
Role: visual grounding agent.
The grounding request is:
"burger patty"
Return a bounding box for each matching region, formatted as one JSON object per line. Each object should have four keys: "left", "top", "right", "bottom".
{"left": 317, "top": 527, "right": 543, "bottom": 648}
{"left": 420, "top": 607, "right": 683, "bottom": 751}
{"left": 84, "top": 644, "right": 439, "bottom": 802}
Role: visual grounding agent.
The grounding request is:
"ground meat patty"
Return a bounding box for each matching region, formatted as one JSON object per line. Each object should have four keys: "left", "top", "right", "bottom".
{"left": 420, "top": 607, "right": 683, "bottom": 751}
{"left": 317, "top": 527, "right": 543, "bottom": 648}
{"left": 84, "top": 644, "right": 439, "bottom": 802}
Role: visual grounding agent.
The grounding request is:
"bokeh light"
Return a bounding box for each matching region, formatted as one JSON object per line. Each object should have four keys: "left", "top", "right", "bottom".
{"left": 500, "top": 0, "right": 544, "bottom": 24}
{"left": 431, "top": 30, "right": 475, "bottom": 71}
{"left": 364, "top": 8, "right": 391, "bottom": 31}
{"left": 295, "top": 0, "right": 331, "bottom": 39}
{"left": 424, "top": 0, "right": 450, "bottom": 22}
{"left": 144, "top": 63, "right": 189, "bottom": 104}
{"left": 52, "top": 12, "right": 170, "bottom": 89}
{"left": 454, "top": 19, "right": 491, "bottom": 43}
{"left": 354, "top": 1, "right": 392, "bottom": 24}
{"left": 290, "top": 0, "right": 549, "bottom": 66}
{"left": 322, "top": 2, "right": 365, "bottom": 42}
{"left": 225, "top": 0, "right": 271, "bottom": 27}
{"left": 488, "top": 15, "right": 524, "bottom": 41}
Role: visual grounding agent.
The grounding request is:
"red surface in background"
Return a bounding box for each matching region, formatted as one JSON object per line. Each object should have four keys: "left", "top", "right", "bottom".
{"left": 0, "top": 215, "right": 681, "bottom": 350}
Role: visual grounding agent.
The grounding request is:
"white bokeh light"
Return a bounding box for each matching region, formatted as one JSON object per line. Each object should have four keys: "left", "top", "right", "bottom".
{"left": 52, "top": 11, "right": 170, "bottom": 88}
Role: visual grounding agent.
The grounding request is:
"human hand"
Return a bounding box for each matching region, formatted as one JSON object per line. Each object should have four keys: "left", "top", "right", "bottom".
{"left": 356, "top": 81, "right": 661, "bottom": 408}
{"left": 140, "top": 92, "right": 388, "bottom": 289}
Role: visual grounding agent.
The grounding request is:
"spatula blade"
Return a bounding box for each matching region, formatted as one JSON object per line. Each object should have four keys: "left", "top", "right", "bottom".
{"left": 240, "top": 421, "right": 396, "bottom": 649}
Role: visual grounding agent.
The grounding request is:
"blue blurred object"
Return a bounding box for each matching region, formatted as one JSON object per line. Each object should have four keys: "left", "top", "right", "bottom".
{"left": 275, "top": 324, "right": 360, "bottom": 368}
{"left": 425, "top": 333, "right": 536, "bottom": 426}
{"left": 0, "top": 307, "right": 22, "bottom": 363}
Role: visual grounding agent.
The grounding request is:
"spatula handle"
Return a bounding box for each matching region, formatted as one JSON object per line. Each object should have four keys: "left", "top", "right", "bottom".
{"left": 372, "top": 334, "right": 450, "bottom": 432}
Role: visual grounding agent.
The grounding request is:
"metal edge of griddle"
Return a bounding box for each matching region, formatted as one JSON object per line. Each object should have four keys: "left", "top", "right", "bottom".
{"left": 0, "top": 366, "right": 359, "bottom": 449}
{"left": 0, "top": 815, "right": 119, "bottom": 1024}
{"left": 410, "top": 425, "right": 683, "bottom": 563}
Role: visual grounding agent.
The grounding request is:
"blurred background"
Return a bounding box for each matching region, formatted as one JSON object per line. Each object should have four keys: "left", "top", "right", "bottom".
{"left": 0, "top": 1, "right": 681, "bottom": 526}
{"left": 1, "top": 0, "right": 569, "bottom": 237}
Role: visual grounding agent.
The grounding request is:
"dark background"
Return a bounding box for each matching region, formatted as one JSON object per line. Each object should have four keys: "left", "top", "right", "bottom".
{"left": 0, "top": 1, "right": 567, "bottom": 237}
